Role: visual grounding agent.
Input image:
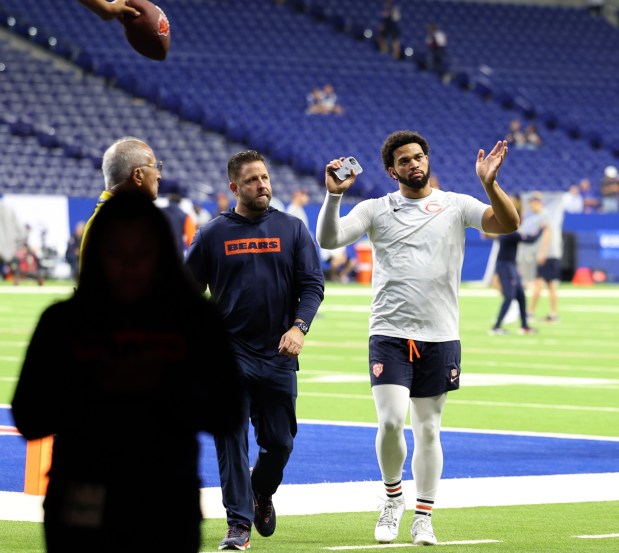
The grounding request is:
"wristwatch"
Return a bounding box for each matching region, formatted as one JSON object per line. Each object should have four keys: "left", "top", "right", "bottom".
{"left": 293, "top": 320, "right": 309, "bottom": 335}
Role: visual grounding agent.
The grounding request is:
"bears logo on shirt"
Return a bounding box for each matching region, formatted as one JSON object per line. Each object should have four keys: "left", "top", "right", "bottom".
{"left": 423, "top": 201, "right": 444, "bottom": 214}
{"left": 225, "top": 238, "right": 281, "bottom": 255}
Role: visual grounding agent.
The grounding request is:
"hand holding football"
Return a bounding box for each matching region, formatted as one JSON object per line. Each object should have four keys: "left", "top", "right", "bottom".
{"left": 121, "top": 0, "right": 170, "bottom": 61}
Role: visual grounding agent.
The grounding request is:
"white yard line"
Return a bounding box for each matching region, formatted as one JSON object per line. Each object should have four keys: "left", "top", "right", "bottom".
{"left": 3, "top": 473, "right": 618, "bottom": 523}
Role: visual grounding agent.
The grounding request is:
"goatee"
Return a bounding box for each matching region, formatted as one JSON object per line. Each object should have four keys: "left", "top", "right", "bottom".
{"left": 396, "top": 167, "right": 431, "bottom": 190}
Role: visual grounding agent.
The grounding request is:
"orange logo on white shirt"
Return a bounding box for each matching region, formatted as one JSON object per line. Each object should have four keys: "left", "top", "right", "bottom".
{"left": 424, "top": 202, "right": 444, "bottom": 213}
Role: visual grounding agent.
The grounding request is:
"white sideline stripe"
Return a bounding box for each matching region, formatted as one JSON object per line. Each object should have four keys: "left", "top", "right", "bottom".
{"left": 574, "top": 533, "right": 619, "bottom": 539}
{"left": 2, "top": 473, "right": 619, "bottom": 523}
{"left": 325, "top": 540, "right": 502, "bottom": 550}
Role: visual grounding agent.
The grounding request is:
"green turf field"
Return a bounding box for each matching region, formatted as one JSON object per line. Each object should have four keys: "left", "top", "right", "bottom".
{"left": 1, "top": 280, "right": 618, "bottom": 551}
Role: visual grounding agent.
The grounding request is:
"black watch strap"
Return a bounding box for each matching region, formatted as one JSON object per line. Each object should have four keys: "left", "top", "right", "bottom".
{"left": 293, "top": 321, "right": 309, "bottom": 335}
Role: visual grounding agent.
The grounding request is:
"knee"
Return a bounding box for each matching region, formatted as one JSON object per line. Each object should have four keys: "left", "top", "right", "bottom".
{"left": 415, "top": 419, "right": 441, "bottom": 445}
{"left": 379, "top": 416, "right": 405, "bottom": 435}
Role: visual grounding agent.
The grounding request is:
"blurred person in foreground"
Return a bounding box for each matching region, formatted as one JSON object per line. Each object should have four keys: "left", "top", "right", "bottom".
{"left": 184, "top": 150, "right": 324, "bottom": 550}
{"left": 11, "top": 191, "right": 244, "bottom": 553}
{"left": 316, "top": 130, "right": 519, "bottom": 546}
{"left": 80, "top": 136, "right": 163, "bottom": 266}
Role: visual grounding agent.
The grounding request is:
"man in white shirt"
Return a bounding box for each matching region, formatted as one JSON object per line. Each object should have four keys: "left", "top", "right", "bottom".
{"left": 316, "top": 130, "right": 519, "bottom": 546}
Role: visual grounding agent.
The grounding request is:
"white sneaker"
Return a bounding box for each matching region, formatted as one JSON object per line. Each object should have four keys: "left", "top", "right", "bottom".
{"left": 503, "top": 299, "right": 519, "bottom": 324}
{"left": 411, "top": 516, "right": 437, "bottom": 545}
{"left": 374, "top": 497, "right": 406, "bottom": 543}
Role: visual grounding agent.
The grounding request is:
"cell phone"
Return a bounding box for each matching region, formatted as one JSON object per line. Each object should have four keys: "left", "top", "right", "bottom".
{"left": 333, "top": 156, "right": 363, "bottom": 181}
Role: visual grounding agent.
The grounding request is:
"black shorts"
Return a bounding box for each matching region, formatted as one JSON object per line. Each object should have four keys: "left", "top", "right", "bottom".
{"left": 536, "top": 258, "right": 561, "bottom": 282}
{"left": 369, "top": 335, "right": 461, "bottom": 398}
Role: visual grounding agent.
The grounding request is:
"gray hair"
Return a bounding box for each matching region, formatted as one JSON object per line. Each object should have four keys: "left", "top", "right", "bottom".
{"left": 101, "top": 137, "right": 151, "bottom": 190}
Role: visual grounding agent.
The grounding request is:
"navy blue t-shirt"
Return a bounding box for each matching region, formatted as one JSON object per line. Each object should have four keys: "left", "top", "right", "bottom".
{"left": 184, "top": 208, "right": 324, "bottom": 369}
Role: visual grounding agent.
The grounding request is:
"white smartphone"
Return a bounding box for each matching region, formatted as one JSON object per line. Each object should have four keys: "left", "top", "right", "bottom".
{"left": 333, "top": 156, "right": 363, "bottom": 181}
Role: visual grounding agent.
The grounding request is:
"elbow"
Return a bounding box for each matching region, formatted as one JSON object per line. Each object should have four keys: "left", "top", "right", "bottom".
{"left": 317, "top": 235, "right": 336, "bottom": 250}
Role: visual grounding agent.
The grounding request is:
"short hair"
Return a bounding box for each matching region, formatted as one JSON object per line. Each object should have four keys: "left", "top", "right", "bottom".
{"left": 101, "top": 137, "right": 151, "bottom": 190}
{"left": 381, "top": 130, "right": 430, "bottom": 173}
{"left": 227, "top": 150, "right": 266, "bottom": 182}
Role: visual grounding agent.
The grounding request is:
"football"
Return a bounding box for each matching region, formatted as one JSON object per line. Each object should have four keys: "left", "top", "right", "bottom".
{"left": 121, "top": 0, "right": 171, "bottom": 61}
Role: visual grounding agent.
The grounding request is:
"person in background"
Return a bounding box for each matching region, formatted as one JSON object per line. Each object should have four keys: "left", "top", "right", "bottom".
{"left": 78, "top": 0, "right": 139, "bottom": 19}
{"left": 0, "top": 194, "right": 26, "bottom": 281}
{"left": 377, "top": 0, "right": 402, "bottom": 60}
{"left": 317, "top": 131, "right": 518, "bottom": 546}
{"left": 525, "top": 192, "right": 562, "bottom": 323}
{"left": 488, "top": 195, "right": 543, "bottom": 335}
{"left": 12, "top": 191, "right": 244, "bottom": 553}
{"left": 600, "top": 165, "right": 619, "bottom": 213}
{"left": 80, "top": 136, "right": 162, "bottom": 267}
{"left": 286, "top": 188, "right": 311, "bottom": 230}
{"left": 159, "top": 182, "right": 193, "bottom": 259}
{"left": 184, "top": 150, "right": 324, "bottom": 551}
{"left": 306, "top": 84, "right": 344, "bottom": 115}
{"left": 65, "top": 221, "right": 85, "bottom": 281}
{"left": 563, "top": 183, "right": 584, "bottom": 214}
{"left": 320, "top": 246, "right": 357, "bottom": 283}
{"left": 425, "top": 22, "right": 449, "bottom": 77}
{"left": 524, "top": 123, "right": 543, "bottom": 149}
{"left": 579, "top": 178, "right": 601, "bottom": 213}
{"left": 212, "top": 190, "right": 232, "bottom": 217}
{"left": 505, "top": 119, "right": 527, "bottom": 148}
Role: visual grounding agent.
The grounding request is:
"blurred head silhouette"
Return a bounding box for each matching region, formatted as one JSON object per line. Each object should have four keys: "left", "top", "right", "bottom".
{"left": 78, "top": 190, "right": 189, "bottom": 305}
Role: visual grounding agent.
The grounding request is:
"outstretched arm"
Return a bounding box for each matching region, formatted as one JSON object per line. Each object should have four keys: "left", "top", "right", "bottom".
{"left": 476, "top": 140, "right": 520, "bottom": 234}
{"left": 78, "top": 0, "right": 139, "bottom": 20}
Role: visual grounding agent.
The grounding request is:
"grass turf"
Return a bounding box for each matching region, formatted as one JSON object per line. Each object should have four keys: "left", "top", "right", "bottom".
{"left": 1, "top": 280, "right": 618, "bottom": 551}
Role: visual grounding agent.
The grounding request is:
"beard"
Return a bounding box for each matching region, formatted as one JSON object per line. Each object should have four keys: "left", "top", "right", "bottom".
{"left": 243, "top": 192, "right": 271, "bottom": 213}
{"left": 394, "top": 165, "right": 431, "bottom": 190}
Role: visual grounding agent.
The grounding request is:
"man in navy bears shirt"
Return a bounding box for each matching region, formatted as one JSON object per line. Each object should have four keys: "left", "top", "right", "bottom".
{"left": 184, "top": 150, "right": 324, "bottom": 551}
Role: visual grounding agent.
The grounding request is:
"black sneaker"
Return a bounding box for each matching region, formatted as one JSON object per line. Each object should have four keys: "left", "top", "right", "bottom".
{"left": 218, "top": 524, "right": 251, "bottom": 550}
{"left": 253, "top": 493, "right": 276, "bottom": 537}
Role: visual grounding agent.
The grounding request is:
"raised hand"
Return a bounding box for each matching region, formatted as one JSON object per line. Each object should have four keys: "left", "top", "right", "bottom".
{"left": 476, "top": 140, "right": 508, "bottom": 188}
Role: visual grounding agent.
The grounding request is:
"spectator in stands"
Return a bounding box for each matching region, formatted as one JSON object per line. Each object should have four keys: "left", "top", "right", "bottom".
{"left": 306, "top": 84, "right": 344, "bottom": 115}
{"left": 505, "top": 119, "right": 527, "bottom": 148}
{"left": 600, "top": 165, "right": 619, "bottom": 213}
{"left": 377, "top": 0, "right": 402, "bottom": 60}
{"left": 524, "top": 123, "right": 543, "bottom": 149}
{"left": 579, "top": 178, "right": 601, "bottom": 213}
{"left": 563, "top": 184, "right": 584, "bottom": 214}
{"left": 525, "top": 192, "right": 562, "bottom": 323}
{"left": 425, "top": 22, "right": 449, "bottom": 77}
{"left": 160, "top": 182, "right": 193, "bottom": 259}
{"left": 0, "top": 194, "right": 25, "bottom": 281}
{"left": 80, "top": 136, "right": 162, "bottom": 268}
{"left": 65, "top": 221, "right": 85, "bottom": 281}
{"left": 78, "top": 0, "right": 139, "bottom": 20}
{"left": 286, "top": 188, "right": 311, "bottom": 229}
{"left": 12, "top": 191, "right": 244, "bottom": 553}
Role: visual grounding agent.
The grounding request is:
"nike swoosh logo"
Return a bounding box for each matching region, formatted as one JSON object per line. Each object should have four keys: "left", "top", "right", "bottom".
{"left": 450, "top": 376, "right": 459, "bottom": 383}
{"left": 393, "top": 208, "right": 403, "bottom": 212}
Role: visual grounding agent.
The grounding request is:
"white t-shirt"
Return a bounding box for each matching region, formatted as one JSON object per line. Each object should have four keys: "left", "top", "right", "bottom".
{"left": 317, "top": 189, "right": 488, "bottom": 341}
